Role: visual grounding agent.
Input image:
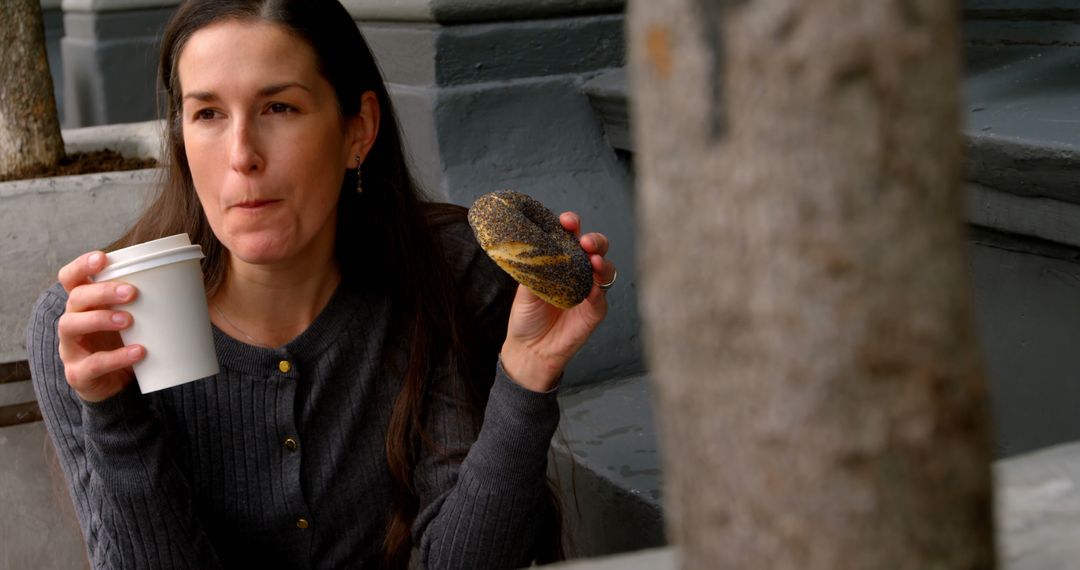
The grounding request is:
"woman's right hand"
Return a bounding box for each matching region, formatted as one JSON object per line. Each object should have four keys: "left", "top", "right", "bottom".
{"left": 56, "top": 251, "right": 145, "bottom": 403}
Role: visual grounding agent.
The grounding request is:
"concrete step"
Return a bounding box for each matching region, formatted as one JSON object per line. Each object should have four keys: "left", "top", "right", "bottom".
{"left": 0, "top": 421, "right": 89, "bottom": 569}
{"left": 544, "top": 546, "right": 675, "bottom": 569}
{"left": 551, "top": 374, "right": 664, "bottom": 559}
{"left": 550, "top": 373, "right": 1080, "bottom": 569}
{"left": 582, "top": 32, "right": 1080, "bottom": 247}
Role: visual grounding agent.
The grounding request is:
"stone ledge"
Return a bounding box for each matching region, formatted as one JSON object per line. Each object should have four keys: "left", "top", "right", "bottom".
{"left": 966, "top": 19, "right": 1080, "bottom": 45}
{"left": 967, "top": 135, "right": 1080, "bottom": 207}
{"left": 557, "top": 374, "right": 660, "bottom": 506}
{"left": 965, "top": 37, "right": 1080, "bottom": 205}
{"left": 966, "top": 0, "right": 1080, "bottom": 19}
{"left": 968, "top": 182, "right": 1080, "bottom": 249}
{"left": 345, "top": 0, "right": 623, "bottom": 23}
{"left": 343, "top": 0, "right": 433, "bottom": 21}
{"left": 0, "top": 381, "right": 36, "bottom": 408}
{"left": 61, "top": 0, "right": 178, "bottom": 12}
{"left": 360, "top": 15, "right": 624, "bottom": 88}
{"left": 62, "top": 120, "right": 163, "bottom": 161}
{"left": 551, "top": 375, "right": 665, "bottom": 558}
{"left": 545, "top": 547, "right": 676, "bottom": 569}
{"left": 997, "top": 441, "right": 1080, "bottom": 568}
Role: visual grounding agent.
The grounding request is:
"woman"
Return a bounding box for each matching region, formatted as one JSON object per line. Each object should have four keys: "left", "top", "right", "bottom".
{"left": 26, "top": 0, "right": 615, "bottom": 568}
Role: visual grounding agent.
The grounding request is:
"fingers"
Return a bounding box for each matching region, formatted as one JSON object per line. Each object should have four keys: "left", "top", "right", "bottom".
{"left": 58, "top": 309, "right": 132, "bottom": 340}
{"left": 559, "top": 212, "right": 581, "bottom": 238}
{"left": 591, "top": 256, "right": 616, "bottom": 287}
{"left": 558, "top": 212, "right": 616, "bottom": 291}
{"left": 580, "top": 232, "right": 609, "bottom": 257}
{"left": 66, "top": 281, "right": 137, "bottom": 313}
{"left": 63, "top": 345, "right": 143, "bottom": 388}
{"left": 58, "top": 251, "right": 107, "bottom": 293}
{"left": 559, "top": 211, "right": 611, "bottom": 256}
{"left": 56, "top": 309, "right": 132, "bottom": 365}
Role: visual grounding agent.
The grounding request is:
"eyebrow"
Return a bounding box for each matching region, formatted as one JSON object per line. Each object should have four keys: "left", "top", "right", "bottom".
{"left": 182, "top": 82, "right": 312, "bottom": 102}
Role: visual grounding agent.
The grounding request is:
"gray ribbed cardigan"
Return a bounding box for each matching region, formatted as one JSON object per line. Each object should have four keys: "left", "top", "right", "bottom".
{"left": 26, "top": 222, "right": 560, "bottom": 569}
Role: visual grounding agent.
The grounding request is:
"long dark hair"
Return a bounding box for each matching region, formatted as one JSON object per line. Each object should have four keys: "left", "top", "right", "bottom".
{"left": 109, "top": 0, "right": 561, "bottom": 567}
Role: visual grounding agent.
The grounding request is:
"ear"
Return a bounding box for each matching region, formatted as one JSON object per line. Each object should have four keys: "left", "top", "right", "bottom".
{"left": 346, "top": 91, "right": 380, "bottom": 166}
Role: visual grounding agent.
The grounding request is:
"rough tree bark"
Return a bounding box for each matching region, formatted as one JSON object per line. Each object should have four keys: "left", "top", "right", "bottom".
{"left": 0, "top": 0, "right": 64, "bottom": 178}
{"left": 629, "top": 0, "right": 996, "bottom": 568}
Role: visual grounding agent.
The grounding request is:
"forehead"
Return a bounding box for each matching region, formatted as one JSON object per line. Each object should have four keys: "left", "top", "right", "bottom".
{"left": 177, "top": 19, "right": 320, "bottom": 94}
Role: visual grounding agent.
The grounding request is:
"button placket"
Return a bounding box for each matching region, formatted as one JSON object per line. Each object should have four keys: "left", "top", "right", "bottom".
{"left": 272, "top": 351, "right": 309, "bottom": 534}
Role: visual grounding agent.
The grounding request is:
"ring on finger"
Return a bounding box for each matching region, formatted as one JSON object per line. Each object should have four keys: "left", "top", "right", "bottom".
{"left": 598, "top": 269, "right": 617, "bottom": 291}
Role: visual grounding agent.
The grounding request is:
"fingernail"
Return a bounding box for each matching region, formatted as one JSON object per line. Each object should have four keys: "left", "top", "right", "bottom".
{"left": 117, "top": 285, "right": 134, "bottom": 299}
{"left": 127, "top": 346, "right": 143, "bottom": 359}
{"left": 111, "top": 313, "right": 127, "bottom": 325}
{"left": 89, "top": 253, "right": 104, "bottom": 269}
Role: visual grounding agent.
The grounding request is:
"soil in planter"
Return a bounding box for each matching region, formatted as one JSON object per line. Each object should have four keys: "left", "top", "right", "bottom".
{"left": 0, "top": 149, "right": 158, "bottom": 183}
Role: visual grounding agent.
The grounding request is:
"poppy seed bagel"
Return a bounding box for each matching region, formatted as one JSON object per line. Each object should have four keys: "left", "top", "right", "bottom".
{"left": 468, "top": 191, "right": 593, "bottom": 309}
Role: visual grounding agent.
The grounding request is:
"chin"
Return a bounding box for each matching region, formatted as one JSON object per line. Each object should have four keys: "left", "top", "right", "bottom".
{"left": 222, "top": 232, "right": 294, "bottom": 265}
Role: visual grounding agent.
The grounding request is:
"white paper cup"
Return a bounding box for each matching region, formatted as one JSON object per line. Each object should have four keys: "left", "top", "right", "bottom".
{"left": 92, "top": 234, "right": 219, "bottom": 393}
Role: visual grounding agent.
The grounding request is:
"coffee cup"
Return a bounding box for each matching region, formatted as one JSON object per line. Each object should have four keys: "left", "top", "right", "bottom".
{"left": 92, "top": 234, "right": 219, "bottom": 393}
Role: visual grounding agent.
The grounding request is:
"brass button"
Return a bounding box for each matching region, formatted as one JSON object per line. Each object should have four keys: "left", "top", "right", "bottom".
{"left": 296, "top": 517, "right": 309, "bottom": 529}
{"left": 283, "top": 437, "right": 298, "bottom": 451}
{"left": 278, "top": 360, "right": 291, "bottom": 374}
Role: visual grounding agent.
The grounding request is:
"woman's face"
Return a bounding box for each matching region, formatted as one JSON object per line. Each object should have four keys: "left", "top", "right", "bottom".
{"left": 177, "top": 20, "right": 363, "bottom": 267}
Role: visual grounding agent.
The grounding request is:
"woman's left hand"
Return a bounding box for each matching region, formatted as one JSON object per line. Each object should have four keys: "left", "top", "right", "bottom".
{"left": 500, "top": 212, "right": 616, "bottom": 392}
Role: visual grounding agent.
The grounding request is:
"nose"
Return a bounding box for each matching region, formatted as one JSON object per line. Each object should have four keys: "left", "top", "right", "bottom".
{"left": 229, "top": 120, "right": 264, "bottom": 174}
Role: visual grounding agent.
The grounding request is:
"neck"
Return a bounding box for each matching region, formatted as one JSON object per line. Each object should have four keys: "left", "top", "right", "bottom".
{"left": 211, "top": 250, "right": 342, "bottom": 349}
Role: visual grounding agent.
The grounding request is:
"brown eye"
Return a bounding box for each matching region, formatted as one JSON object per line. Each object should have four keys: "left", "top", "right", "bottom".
{"left": 194, "top": 109, "right": 217, "bottom": 121}
{"left": 268, "top": 103, "right": 294, "bottom": 114}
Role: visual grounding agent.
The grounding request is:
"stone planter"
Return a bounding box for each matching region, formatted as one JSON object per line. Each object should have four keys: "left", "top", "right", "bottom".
{"left": 0, "top": 119, "right": 162, "bottom": 568}
{"left": 0, "top": 119, "right": 163, "bottom": 365}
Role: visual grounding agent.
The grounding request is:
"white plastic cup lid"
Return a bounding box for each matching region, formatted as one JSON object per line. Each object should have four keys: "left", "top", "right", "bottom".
{"left": 92, "top": 234, "right": 205, "bottom": 282}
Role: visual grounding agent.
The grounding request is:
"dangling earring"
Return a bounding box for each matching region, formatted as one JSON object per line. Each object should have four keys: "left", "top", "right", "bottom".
{"left": 355, "top": 155, "right": 363, "bottom": 194}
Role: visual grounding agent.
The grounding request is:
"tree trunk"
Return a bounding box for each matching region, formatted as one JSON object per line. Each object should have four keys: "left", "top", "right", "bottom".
{"left": 629, "top": 1, "right": 996, "bottom": 568}
{"left": 0, "top": 0, "right": 64, "bottom": 178}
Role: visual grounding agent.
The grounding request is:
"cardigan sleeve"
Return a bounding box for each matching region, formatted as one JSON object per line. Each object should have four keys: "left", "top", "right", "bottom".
{"left": 27, "top": 284, "right": 223, "bottom": 569}
{"left": 413, "top": 362, "right": 560, "bottom": 569}
{"left": 411, "top": 222, "right": 561, "bottom": 569}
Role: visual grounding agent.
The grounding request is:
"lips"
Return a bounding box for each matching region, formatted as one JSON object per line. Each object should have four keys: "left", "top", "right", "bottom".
{"left": 231, "top": 199, "right": 281, "bottom": 210}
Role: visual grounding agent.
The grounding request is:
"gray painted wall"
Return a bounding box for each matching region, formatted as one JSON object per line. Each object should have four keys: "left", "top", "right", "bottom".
{"left": 969, "top": 229, "right": 1080, "bottom": 457}
{"left": 43, "top": 7, "right": 65, "bottom": 124}
{"left": 60, "top": 6, "right": 172, "bottom": 128}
